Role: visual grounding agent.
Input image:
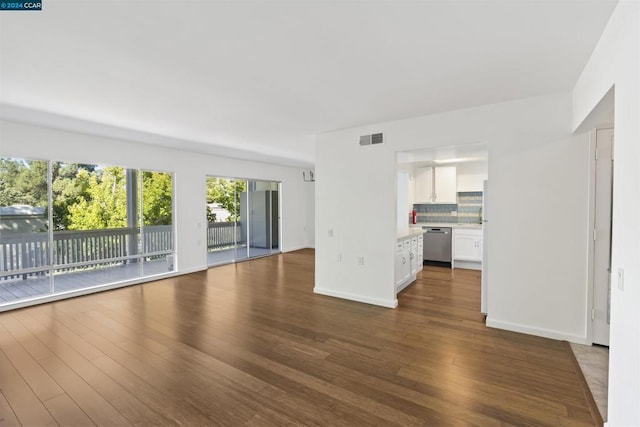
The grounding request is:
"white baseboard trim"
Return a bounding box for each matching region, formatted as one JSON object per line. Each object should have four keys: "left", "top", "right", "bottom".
{"left": 313, "top": 287, "right": 398, "bottom": 308}
{"left": 282, "top": 246, "right": 314, "bottom": 253}
{"left": 177, "top": 266, "right": 209, "bottom": 275}
{"left": 396, "top": 275, "right": 416, "bottom": 293}
{"left": 486, "top": 317, "right": 588, "bottom": 344}
{"left": 452, "top": 260, "right": 482, "bottom": 270}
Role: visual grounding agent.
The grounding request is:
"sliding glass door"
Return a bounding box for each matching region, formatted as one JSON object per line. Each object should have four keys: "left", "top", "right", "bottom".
{"left": 247, "top": 180, "right": 280, "bottom": 258}
{"left": 206, "top": 176, "right": 280, "bottom": 266}
{"left": 206, "top": 177, "right": 246, "bottom": 266}
{"left": 0, "top": 157, "right": 175, "bottom": 308}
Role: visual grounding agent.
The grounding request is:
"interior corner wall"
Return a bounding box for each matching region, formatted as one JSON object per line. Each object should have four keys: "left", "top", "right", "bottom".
{"left": 572, "top": 2, "right": 640, "bottom": 425}
{"left": 0, "top": 119, "right": 312, "bottom": 275}
{"left": 315, "top": 91, "right": 591, "bottom": 341}
{"left": 305, "top": 182, "right": 315, "bottom": 248}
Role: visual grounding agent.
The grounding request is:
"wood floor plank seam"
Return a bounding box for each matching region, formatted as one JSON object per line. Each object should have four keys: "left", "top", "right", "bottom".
{"left": 0, "top": 250, "right": 599, "bottom": 426}
{"left": 0, "top": 323, "right": 66, "bottom": 405}
{"left": 0, "top": 348, "right": 59, "bottom": 426}
{"left": 11, "top": 310, "right": 157, "bottom": 426}
{"left": 65, "top": 303, "right": 373, "bottom": 425}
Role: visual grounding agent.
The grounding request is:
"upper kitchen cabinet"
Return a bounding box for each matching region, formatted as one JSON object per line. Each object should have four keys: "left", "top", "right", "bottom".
{"left": 415, "top": 166, "right": 457, "bottom": 203}
{"left": 456, "top": 161, "right": 488, "bottom": 192}
{"left": 434, "top": 166, "right": 457, "bottom": 203}
{"left": 415, "top": 166, "right": 434, "bottom": 203}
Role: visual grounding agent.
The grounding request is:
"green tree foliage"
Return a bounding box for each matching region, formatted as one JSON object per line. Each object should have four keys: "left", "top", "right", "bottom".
{"left": 142, "top": 171, "right": 173, "bottom": 226}
{"left": 0, "top": 159, "right": 101, "bottom": 230}
{"left": 0, "top": 158, "right": 25, "bottom": 206}
{"left": 67, "top": 167, "right": 128, "bottom": 230}
{"left": 1, "top": 157, "right": 174, "bottom": 230}
{"left": 51, "top": 163, "right": 93, "bottom": 230}
{"left": 0, "top": 158, "right": 48, "bottom": 207}
{"left": 206, "top": 178, "right": 246, "bottom": 222}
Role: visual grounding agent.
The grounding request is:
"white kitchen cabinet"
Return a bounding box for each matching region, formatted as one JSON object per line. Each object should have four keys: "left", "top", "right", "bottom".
{"left": 457, "top": 173, "right": 487, "bottom": 192}
{"left": 434, "top": 166, "right": 457, "bottom": 203}
{"left": 414, "top": 166, "right": 457, "bottom": 203}
{"left": 456, "top": 162, "right": 488, "bottom": 192}
{"left": 414, "top": 166, "right": 433, "bottom": 203}
{"left": 410, "top": 236, "right": 420, "bottom": 275}
{"left": 453, "top": 228, "right": 483, "bottom": 262}
{"left": 395, "top": 241, "right": 411, "bottom": 289}
{"left": 396, "top": 233, "right": 422, "bottom": 293}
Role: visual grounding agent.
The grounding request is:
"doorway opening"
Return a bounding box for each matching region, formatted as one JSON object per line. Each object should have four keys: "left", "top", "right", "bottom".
{"left": 591, "top": 127, "right": 614, "bottom": 346}
{"left": 395, "top": 142, "right": 488, "bottom": 307}
{"left": 576, "top": 101, "right": 615, "bottom": 421}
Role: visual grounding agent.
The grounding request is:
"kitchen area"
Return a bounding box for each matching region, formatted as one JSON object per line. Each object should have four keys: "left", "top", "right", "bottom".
{"left": 396, "top": 144, "right": 488, "bottom": 313}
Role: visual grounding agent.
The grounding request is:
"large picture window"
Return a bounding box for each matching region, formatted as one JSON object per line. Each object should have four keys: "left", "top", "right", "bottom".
{"left": 0, "top": 157, "right": 174, "bottom": 308}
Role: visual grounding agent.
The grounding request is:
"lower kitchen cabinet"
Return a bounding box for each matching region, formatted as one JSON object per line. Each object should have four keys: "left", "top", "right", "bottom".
{"left": 411, "top": 235, "right": 423, "bottom": 276}
{"left": 395, "top": 241, "right": 411, "bottom": 288}
{"left": 396, "top": 233, "right": 423, "bottom": 293}
{"left": 452, "top": 228, "right": 482, "bottom": 269}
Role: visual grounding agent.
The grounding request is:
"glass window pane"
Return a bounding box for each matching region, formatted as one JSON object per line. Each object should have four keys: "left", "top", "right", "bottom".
{"left": 141, "top": 170, "right": 174, "bottom": 273}
{"left": 1, "top": 160, "right": 176, "bottom": 308}
{"left": 206, "top": 177, "right": 246, "bottom": 265}
{"left": 206, "top": 177, "right": 283, "bottom": 265}
{"left": 234, "top": 179, "right": 248, "bottom": 261}
{"left": 0, "top": 157, "right": 51, "bottom": 305}
{"left": 247, "top": 180, "right": 280, "bottom": 258}
{"left": 51, "top": 163, "right": 136, "bottom": 293}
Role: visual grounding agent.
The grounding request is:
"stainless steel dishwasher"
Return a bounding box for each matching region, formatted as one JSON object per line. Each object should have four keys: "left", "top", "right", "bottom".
{"left": 423, "top": 227, "right": 452, "bottom": 264}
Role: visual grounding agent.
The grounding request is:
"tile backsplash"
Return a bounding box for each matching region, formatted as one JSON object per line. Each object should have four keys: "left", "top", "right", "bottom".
{"left": 413, "top": 191, "right": 483, "bottom": 224}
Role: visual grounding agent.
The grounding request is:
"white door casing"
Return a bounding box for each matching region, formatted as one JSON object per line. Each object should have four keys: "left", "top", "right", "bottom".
{"left": 592, "top": 128, "right": 614, "bottom": 346}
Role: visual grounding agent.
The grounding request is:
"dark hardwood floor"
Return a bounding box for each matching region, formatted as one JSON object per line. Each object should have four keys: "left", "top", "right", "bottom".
{"left": 0, "top": 249, "right": 599, "bottom": 426}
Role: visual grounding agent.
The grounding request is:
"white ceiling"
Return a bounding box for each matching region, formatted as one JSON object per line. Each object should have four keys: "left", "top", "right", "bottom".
{"left": 0, "top": 1, "right": 617, "bottom": 167}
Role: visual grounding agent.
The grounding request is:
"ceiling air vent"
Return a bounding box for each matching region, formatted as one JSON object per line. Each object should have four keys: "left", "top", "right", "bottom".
{"left": 359, "top": 135, "right": 371, "bottom": 146}
{"left": 359, "top": 132, "right": 383, "bottom": 146}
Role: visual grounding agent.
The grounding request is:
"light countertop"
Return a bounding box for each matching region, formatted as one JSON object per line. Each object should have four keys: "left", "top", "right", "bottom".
{"left": 397, "top": 228, "right": 426, "bottom": 240}
{"left": 411, "top": 223, "right": 483, "bottom": 230}
{"left": 399, "top": 223, "right": 482, "bottom": 239}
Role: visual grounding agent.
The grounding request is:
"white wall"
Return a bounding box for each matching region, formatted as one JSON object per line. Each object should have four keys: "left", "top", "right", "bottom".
{"left": 315, "top": 92, "right": 592, "bottom": 341}
{"left": 315, "top": 129, "right": 397, "bottom": 307}
{"left": 489, "top": 134, "right": 589, "bottom": 340}
{"left": 396, "top": 163, "right": 413, "bottom": 234}
{"left": 1, "top": 119, "right": 313, "bottom": 275}
{"left": 305, "top": 182, "right": 315, "bottom": 248}
{"left": 573, "top": 2, "right": 640, "bottom": 425}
